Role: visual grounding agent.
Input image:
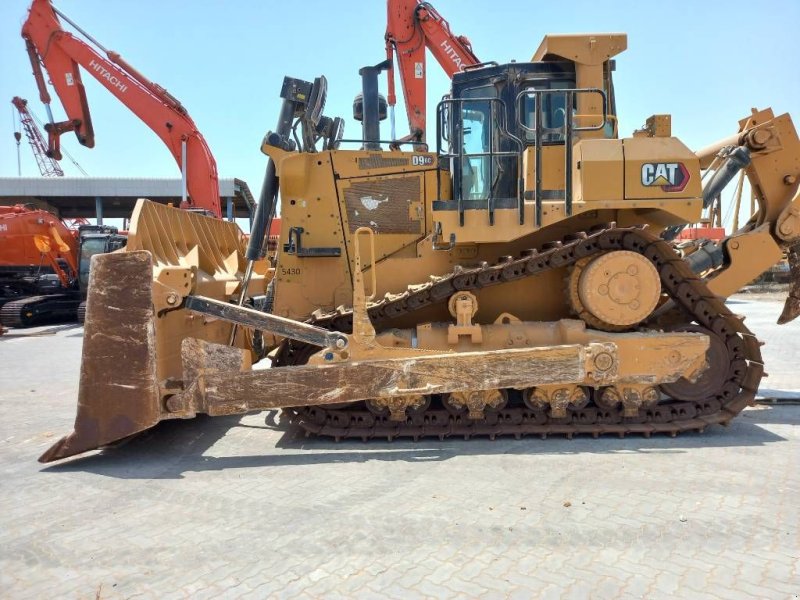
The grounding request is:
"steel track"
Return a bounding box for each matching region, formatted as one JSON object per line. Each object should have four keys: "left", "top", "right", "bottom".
{"left": 0, "top": 295, "right": 52, "bottom": 327}
{"left": 0, "top": 294, "right": 79, "bottom": 328}
{"left": 275, "top": 225, "right": 763, "bottom": 440}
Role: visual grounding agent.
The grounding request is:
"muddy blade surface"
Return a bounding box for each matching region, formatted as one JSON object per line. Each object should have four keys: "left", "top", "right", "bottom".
{"left": 39, "top": 251, "right": 161, "bottom": 463}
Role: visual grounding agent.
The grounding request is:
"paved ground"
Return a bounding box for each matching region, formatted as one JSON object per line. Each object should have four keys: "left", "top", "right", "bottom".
{"left": 0, "top": 294, "right": 798, "bottom": 599}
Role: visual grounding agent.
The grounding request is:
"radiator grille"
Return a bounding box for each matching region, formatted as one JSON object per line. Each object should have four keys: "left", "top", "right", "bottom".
{"left": 343, "top": 176, "right": 422, "bottom": 234}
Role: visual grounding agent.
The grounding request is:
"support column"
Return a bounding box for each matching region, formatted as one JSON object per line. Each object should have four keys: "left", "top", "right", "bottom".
{"left": 226, "top": 197, "right": 234, "bottom": 222}
{"left": 95, "top": 196, "right": 103, "bottom": 225}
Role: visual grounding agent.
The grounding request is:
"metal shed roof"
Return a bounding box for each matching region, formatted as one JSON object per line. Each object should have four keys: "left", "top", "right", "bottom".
{"left": 0, "top": 177, "right": 254, "bottom": 219}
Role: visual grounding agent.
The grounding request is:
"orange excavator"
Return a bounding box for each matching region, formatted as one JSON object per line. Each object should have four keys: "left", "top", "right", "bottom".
{"left": 0, "top": 204, "right": 77, "bottom": 300}
{"left": 385, "top": 0, "right": 484, "bottom": 144}
{"left": 21, "top": 0, "right": 222, "bottom": 217}
{"left": 0, "top": 205, "right": 125, "bottom": 327}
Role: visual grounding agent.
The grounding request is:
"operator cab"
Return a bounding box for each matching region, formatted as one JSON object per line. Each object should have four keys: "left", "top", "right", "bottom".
{"left": 77, "top": 225, "right": 126, "bottom": 291}
{"left": 436, "top": 33, "right": 624, "bottom": 225}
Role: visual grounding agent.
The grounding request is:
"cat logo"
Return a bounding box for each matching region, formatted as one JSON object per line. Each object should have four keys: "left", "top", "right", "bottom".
{"left": 640, "top": 162, "right": 690, "bottom": 192}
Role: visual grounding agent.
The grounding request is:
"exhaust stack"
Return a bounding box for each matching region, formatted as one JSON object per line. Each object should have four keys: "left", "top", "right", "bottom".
{"left": 353, "top": 60, "right": 390, "bottom": 150}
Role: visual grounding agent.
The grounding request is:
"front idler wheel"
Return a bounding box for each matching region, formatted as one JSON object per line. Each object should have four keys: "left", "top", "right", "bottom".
{"left": 659, "top": 326, "right": 731, "bottom": 402}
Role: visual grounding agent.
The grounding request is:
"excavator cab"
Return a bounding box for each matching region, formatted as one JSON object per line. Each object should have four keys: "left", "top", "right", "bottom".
{"left": 75, "top": 226, "right": 126, "bottom": 291}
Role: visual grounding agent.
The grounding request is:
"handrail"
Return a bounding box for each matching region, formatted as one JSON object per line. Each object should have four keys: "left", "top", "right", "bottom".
{"left": 515, "top": 87, "right": 608, "bottom": 223}
{"left": 436, "top": 96, "right": 523, "bottom": 226}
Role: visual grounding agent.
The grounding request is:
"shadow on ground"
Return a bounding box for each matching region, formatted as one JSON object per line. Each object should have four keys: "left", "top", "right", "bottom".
{"left": 40, "top": 405, "right": 796, "bottom": 480}
{"left": 756, "top": 388, "right": 800, "bottom": 401}
{"left": 0, "top": 323, "right": 82, "bottom": 339}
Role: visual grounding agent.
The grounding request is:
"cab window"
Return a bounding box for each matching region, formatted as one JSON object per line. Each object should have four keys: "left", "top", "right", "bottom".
{"left": 79, "top": 238, "right": 108, "bottom": 289}
{"left": 520, "top": 79, "right": 574, "bottom": 144}
{"left": 458, "top": 85, "right": 497, "bottom": 200}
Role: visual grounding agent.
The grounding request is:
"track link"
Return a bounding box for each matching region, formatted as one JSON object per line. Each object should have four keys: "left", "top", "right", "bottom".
{"left": 0, "top": 295, "right": 48, "bottom": 328}
{"left": 276, "top": 225, "right": 762, "bottom": 441}
{"left": 0, "top": 294, "right": 79, "bottom": 328}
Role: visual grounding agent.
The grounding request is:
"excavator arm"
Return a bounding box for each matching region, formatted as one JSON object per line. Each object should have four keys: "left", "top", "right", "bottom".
{"left": 34, "top": 221, "right": 77, "bottom": 289}
{"left": 385, "top": 0, "right": 481, "bottom": 143}
{"left": 21, "top": 0, "right": 221, "bottom": 217}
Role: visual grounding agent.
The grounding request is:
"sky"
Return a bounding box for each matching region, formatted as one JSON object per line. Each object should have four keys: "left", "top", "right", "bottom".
{"left": 1, "top": 0, "right": 798, "bottom": 232}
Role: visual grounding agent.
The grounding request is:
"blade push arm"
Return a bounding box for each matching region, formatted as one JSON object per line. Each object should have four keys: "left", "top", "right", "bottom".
{"left": 385, "top": 0, "right": 481, "bottom": 143}
{"left": 21, "top": 0, "right": 221, "bottom": 217}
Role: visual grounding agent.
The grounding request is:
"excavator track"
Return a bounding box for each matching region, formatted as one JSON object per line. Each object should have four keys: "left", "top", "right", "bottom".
{"left": 77, "top": 301, "right": 87, "bottom": 325}
{"left": 0, "top": 294, "right": 79, "bottom": 328}
{"left": 276, "top": 225, "right": 763, "bottom": 440}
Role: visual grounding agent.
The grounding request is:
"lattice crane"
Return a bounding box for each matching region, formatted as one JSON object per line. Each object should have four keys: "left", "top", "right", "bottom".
{"left": 12, "top": 96, "right": 64, "bottom": 177}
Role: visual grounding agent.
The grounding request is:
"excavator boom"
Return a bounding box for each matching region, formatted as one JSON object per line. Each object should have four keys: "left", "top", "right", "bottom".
{"left": 21, "top": 0, "right": 221, "bottom": 217}
{"left": 385, "top": 0, "right": 481, "bottom": 142}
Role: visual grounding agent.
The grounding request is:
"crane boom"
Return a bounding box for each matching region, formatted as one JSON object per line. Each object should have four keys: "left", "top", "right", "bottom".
{"left": 385, "top": 0, "right": 481, "bottom": 143}
{"left": 11, "top": 96, "right": 64, "bottom": 177}
{"left": 21, "top": 0, "right": 221, "bottom": 217}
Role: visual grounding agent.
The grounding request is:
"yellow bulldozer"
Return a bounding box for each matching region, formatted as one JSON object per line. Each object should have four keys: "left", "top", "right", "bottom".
{"left": 40, "top": 33, "right": 800, "bottom": 462}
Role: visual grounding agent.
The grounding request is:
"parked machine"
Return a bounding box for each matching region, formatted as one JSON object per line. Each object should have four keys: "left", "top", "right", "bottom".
{"left": 0, "top": 205, "right": 125, "bottom": 327}
{"left": 0, "top": 204, "right": 77, "bottom": 318}
{"left": 72, "top": 225, "right": 127, "bottom": 323}
{"left": 38, "top": 26, "right": 800, "bottom": 462}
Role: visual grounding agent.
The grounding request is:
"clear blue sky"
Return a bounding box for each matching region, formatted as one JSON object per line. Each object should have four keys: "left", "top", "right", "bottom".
{"left": 1, "top": 0, "right": 798, "bottom": 229}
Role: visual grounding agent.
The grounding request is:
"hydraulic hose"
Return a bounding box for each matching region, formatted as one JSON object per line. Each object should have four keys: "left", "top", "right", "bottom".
{"left": 230, "top": 160, "right": 278, "bottom": 345}
{"left": 702, "top": 146, "right": 751, "bottom": 209}
{"left": 663, "top": 146, "right": 752, "bottom": 241}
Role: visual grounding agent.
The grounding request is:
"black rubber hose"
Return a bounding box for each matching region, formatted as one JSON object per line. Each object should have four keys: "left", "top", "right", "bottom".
{"left": 702, "top": 146, "right": 751, "bottom": 209}
{"left": 684, "top": 240, "right": 725, "bottom": 274}
{"left": 663, "top": 146, "right": 752, "bottom": 241}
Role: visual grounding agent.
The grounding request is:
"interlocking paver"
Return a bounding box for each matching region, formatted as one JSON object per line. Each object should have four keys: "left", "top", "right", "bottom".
{"left": 1, "top": 295, "right": 798, "bottom": 599}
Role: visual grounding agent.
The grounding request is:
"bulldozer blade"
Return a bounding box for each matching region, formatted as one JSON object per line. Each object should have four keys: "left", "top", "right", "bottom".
{"left": 778, "top": 243, "right": 800, "bottom": 325}
{"left": 39, "top": 251, "right": 161, "bottom": 463}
